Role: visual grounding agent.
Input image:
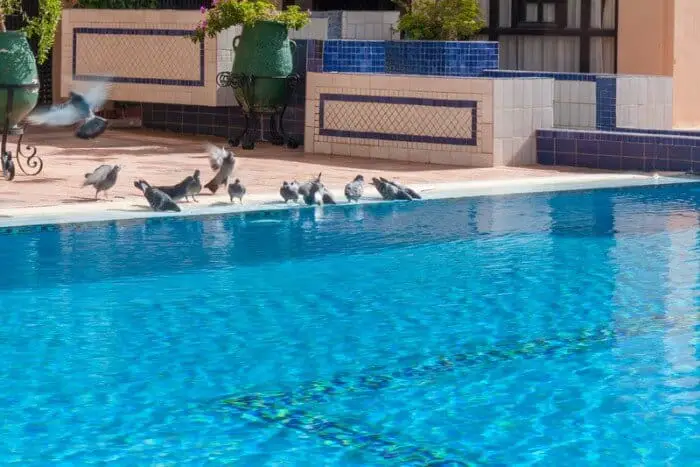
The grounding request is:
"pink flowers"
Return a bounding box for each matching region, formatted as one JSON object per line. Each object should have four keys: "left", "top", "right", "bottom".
{"left": 200, "top": 5, "right": 206, "bottom": 13}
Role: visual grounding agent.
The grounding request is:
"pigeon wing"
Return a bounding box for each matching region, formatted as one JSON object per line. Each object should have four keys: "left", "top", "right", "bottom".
{"left": 81, "top": 80, "right": 112, "bottom": 112}
{"left": 27, "top": 104, "right": 81, "bottom": 126}
{"left": 75, "top": 117, "right": 108, "bottom": 140}
{"left": 84, "top": 164, "right": 113, "bottom": 185}
{"left": 205, "top": 143, "right": 225, "bottom": 170}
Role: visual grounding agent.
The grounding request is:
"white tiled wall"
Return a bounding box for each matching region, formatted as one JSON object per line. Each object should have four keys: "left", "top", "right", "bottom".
{"left": 342, "top": 11, "right": 400, "bottom": 40}
{"left": 493, "top": 78, "right": 555, "bottom": 166}
{"left": 289, "top": 18, "right": 329, "bottom": 40}
{"left": 553, "top": 80, "right": 596, "bottom": 129}
{"left": 616, "top": 76, "right": 673, "bottom": 130}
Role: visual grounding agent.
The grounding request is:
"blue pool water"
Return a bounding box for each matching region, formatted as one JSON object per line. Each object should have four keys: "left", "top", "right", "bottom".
{"left": 0, "top": 182, "right": 698, "bottom": 465}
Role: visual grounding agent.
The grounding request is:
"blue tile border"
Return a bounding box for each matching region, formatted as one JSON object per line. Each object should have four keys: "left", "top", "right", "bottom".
{"left": 72, "top": 27, "right": 205, "bottom": 87}
{"left": 537, "top": 129, "right": 700, "bottom": 173}
{"left": 481, "top": 69, "right": 599, "bottom": 82}
{"left": 595, "top": 77, "right": 617, "bottom": 131}
{"left": 318, "top": 93, "right": 478, "bottom": 146}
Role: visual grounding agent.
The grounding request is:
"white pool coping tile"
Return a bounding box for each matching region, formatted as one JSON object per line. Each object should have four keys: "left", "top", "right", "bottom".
{"left": 0, "top": 172, "right": 697, "bottom": 229}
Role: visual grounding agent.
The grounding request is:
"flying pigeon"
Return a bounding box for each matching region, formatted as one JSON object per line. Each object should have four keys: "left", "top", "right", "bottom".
{"left": 83, "top": 164, "right": 121, "bottom": 199}
{"left": 228, "top": 178, "right": 246, "bottom": 203}
{"left": 371, "top": 177, "right": 412, "bottom": 201}
{"left": 280, "top": 180, "right": 300, "bottom": 203}
{"left": 27, "top": 80, "right": 112, "bottom": 140}
{"left": 298, "top": 172, "right": 322, "bottom": 198}
{"left": 344, "top": 174, "right": 365, "bottom": 202}
{"left": 133, "top": 179, "right": 181, "bottom": 212}
{"left": 204, "top": 143, "right": 235, "bottom": 194}
{"left": 380, "top": 177, "right": 422, "bottom": 199}
{"left": 155, "top": 169, "right": 201, "bottom": 203}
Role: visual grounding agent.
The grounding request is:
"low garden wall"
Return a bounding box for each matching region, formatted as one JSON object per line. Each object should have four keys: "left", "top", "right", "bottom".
{"left": 305, "top": 72, "right": 553, "bottom": 167}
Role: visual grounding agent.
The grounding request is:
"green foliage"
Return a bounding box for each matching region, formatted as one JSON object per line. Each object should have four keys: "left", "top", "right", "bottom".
{"left": 191, "top": 0, "right": 310, "bottom": 43}
{"left": 0, "top": 0, "right": 63, "bottom": 64}
{"left": 75, "top": 0, "right": 158, "bottom": 8}
{"left": 393, "top": 0, "right": 485, "bottom": 41}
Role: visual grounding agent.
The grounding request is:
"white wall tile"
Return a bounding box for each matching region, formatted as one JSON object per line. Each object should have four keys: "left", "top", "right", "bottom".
{"left": 553, "top": 81, "right": 595, "bottom": 129}
{"left": 616, "top": 76, "right": 673, "bottom": 130}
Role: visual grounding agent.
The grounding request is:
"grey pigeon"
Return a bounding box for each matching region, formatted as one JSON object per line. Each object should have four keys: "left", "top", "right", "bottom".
{"left": 344, "top": 174, "right": 364, "bottom": 202}
{"left": 155, "top": 169, "right": 201, "bottom": 203}
{"left": 298, "top": 172, "right": 322, "bottom": 198}
{"left": 380, "top": 177, "right": 421, "bottom": 199}
{"left": 27, "top": 81, "right": 112, "bottom": 140}
{"left": 83, "top": 164, "right": 121, "bottom": 199}
{"left": 371, "top": 177, "right": 412, "bottom": 201}
{"left": 228, "top": 178, "right": 246, "bottom": 203}
{"left": 280, "top": 180, "right": 300, "bottom": 203}
{"left": 304, "top": 180, "right": 336, "bottom": 206}
{"left": 204, "top": 143, "right": 235, "bottom": 194}
{"left": 133, "top": 179, "right": 181, "bottom": 212}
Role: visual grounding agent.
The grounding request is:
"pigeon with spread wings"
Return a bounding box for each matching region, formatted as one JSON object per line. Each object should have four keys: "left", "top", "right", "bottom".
{"left": 27, "top": 80, "right": 112, "bottom": 140}
{"left": 204, "top": 143, "right": 236, "bottom": 194}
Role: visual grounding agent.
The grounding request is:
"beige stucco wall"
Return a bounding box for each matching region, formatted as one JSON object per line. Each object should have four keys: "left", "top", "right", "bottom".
{"left": 617, "top": 0, "right": 673, "bottom": 76}
{"left": 671, "top": 0, "right": 700, "bottom": 128}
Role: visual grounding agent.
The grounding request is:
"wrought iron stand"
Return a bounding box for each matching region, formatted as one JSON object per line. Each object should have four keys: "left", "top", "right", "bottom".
{"left": 216, "top": 72, "right": 301, "bottom": 150}
{"left": 1, "top": 84, "right": 44, "bottom": 181}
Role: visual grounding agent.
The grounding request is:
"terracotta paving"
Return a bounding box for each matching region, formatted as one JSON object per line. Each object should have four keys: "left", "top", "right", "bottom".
{"left": 0, "top": 127, "right": 611, "bottom": 210}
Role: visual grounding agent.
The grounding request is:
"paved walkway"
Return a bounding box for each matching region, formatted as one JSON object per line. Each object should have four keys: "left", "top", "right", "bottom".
{"left": 0, "top": 127, "right": 625, "bottom": 212}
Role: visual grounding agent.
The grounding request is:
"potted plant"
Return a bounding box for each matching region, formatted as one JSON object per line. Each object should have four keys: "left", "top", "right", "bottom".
{"left": 191, "top": 0, "right": 310, "bottom": 111}
{"left": 0, "top": 0, "right": 62, "bottom": 129}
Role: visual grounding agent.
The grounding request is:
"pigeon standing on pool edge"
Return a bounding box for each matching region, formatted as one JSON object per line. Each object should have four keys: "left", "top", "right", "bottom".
{"left": 27, "top": 81, "right": 112, "bottom": 140}
{"left": 228, "top": 179, "right": 246, "bottom": 203}
{"left": 83, "top": 164, "right": 121, "bottom": 199}
{"left": 344, "top": 174, "right": 365, "bottom": 202}
{"left": 155, "top": 169, "right": 201, "bottom": 203}
{"left": 204, "top": 144, "right": 235, "bottom": 194}
{"left": 280, "top": 181, "right": 300, "bottom": 203}
{"left": 134, "top": 179, "right": 181, "bottom": 212}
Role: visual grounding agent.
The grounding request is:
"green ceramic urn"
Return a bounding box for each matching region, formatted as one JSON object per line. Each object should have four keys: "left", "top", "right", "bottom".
{"left": 0, "top": 32, "right": 40, "bottom": 128}
{"left": 231, "top": 21, "right": 297, "bottom": 112}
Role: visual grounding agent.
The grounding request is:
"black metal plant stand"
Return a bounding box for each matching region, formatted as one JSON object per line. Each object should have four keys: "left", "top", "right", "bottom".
{"left": 216, "top": 72, "right": 301, "bottom": 150}
{"left": 1, "top": 84, "right": 44, "bottom": 181}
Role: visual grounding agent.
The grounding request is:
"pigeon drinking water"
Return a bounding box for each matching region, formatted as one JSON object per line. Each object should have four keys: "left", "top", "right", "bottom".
{"left": 228, "top": 179, "right": 246, "bottom": 203}
{"left": 27, "top": 80, "right": 112, "bottom": 140}
{"left": 304, "top": 179, "right": 336, "bottom": 206}
{"left": 155, "top": 170, "right": 201, "bottom": 203}
{"left": 371, "top": 177, "right": 412, "bottom": 201}
{"left": 83, "top": 164, "right": 121, "bottom": 199}
{"left": 204, "top": 144, "right": 235, "bottom": 194}
{"left": 133, "top": 179, "right": 181, "bottom": 212}
{"left": 280, "top": 180, "right": 300, "bottom": 203}
{"left": 344, "top": 174, "right": 365, "bottom": 202}
{"left": 380, "top": 177, "right": 421, "bottom": 200}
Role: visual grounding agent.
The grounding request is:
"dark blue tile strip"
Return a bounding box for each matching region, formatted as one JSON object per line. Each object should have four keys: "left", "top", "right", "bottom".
{"left": 72, "top": 27, "right": 205, "bottom": 87}
{"left": 481, "top": 69, "right": 599, "bottom": 82}
{"left": 318, "top": 93, "right": 478, "bottom": 146}
{"left": 536, "top": 129, "right": 700, "bottom": 173}
{"left": 595, "top": 77, "right": 617, "bottom": 131}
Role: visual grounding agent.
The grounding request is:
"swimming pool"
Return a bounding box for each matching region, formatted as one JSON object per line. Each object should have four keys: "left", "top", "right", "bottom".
{"left": 0, "top": 182, "right": 698, "bottom": 465}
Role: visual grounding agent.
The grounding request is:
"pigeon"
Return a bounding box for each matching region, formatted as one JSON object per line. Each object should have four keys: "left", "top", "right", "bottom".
{"left": 83, "top": 164, "right": 121, "bottom": 199}
{"left": 27, "top": 80, "right": 112, "bottom": 139}
{"left": 298, "top": 172, "right": 322, "bottom": 198}
{"left": 228, "top": 178, "right": 246, "bottom": 203}
{"left": 204, "top": 144, "right": 235, "bottom": 194}
{"left": 133, "top": 179, "right": 181, "bottom": 212}
{"left": 344, "top": 174, "right": 365, "bottom": 202}
{"left": 371, "top": 177, "right": 412, "bottom": 201}
{"left": 155, "top": 170, "right": 201, "bottom": 203}
{"left": 280, "top": 180, "right": 300, "bottom": 203}
{"left": 304, "top": 180, "right": 336, "bottom": 206}
{"left": 380, "top": 177, "right": 422, "bottom": 199}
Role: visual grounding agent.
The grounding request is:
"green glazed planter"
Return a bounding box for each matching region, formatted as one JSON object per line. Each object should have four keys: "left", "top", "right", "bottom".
{"left": 0, "top": 32, "right": 40, "bottom": 128}
{"left": 231, "top": 21, "right": 296, "bottom": 111}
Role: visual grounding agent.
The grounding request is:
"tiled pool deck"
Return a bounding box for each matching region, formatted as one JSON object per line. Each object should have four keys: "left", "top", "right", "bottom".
{"left": 0, "top": 128, "right": 696, "bottom": 228}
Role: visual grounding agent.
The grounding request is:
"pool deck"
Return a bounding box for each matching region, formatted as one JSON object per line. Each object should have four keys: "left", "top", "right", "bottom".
{"left": 0, "top": 128, "right": 697, "bottom": 228}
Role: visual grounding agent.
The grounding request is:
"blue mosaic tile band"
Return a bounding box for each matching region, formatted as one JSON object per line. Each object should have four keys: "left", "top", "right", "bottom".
{"left": 322, "top": 40, "right": 386, "bottom": 73}
{"left": 595, "top": 77, "right": 617, "bottom": 131}
{"left": 72, "top": 28, "right": 205, "bottom": 87}
{"left": 537, "top": 129, "right": 700, "bottom": 173}
{"left": 318, "top": 93, "right": 478, "bottom": 146}
{"left": 385, "top": 41, "right": 498, "bottom": 77}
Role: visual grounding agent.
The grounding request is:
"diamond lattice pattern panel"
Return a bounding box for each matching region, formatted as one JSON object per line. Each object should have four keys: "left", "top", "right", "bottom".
{"left": 323, "top": 101, "right": 473, "bottom": 139}
{"left": 74, "top": 33, "right": 200, "bottom": 82}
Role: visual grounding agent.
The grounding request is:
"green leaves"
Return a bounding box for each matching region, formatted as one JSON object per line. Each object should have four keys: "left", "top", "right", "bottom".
{"left": 191, "top": 0, "right": 310, "bottom": 44}
{"left": 394, "top": 0, "right": 485, "bottom": 41}
{"left": 0, "top": 0, "right": 63, "bottom": 64}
